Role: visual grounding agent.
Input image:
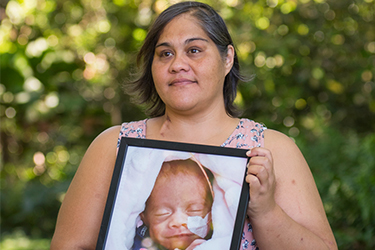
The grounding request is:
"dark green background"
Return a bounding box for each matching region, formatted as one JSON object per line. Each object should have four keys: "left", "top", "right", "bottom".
{"left": 1, "top": 0, "right": 374, "bottom": 249}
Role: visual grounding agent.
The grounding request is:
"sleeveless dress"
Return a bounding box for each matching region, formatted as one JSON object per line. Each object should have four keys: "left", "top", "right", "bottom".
{"left": 117, "top": 118, "right": 266, "bottom": 250}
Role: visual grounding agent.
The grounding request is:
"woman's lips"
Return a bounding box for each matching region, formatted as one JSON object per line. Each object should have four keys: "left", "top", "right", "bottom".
{"left": 169, "top": 78, "right": 197, "bottom": 86}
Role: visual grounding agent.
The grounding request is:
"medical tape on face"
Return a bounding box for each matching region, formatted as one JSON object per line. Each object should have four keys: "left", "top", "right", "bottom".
{"left": 187, "top": 213, "right": 210, "bottom": 238}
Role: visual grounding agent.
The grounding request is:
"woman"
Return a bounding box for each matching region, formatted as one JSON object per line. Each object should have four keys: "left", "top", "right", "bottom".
{"left": 51, "top": 2, "right": 337, "bottom": 250}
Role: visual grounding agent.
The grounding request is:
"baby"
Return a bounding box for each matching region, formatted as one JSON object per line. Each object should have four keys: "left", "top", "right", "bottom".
{"left": 132, "top": 158, "right": 214, "bottom": 250}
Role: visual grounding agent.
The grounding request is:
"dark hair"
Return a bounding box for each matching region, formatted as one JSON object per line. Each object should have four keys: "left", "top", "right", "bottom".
{"left": 128, "top": 1, "right": 244, "bottom": 117}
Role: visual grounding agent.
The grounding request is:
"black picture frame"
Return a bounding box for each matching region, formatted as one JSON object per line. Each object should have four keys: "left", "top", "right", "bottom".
{"left": 96, "top": 137, "right": 250, "bottom": 250}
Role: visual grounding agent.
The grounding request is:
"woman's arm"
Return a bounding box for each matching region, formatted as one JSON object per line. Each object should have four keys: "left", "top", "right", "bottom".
{"left": 246, "top": 129, "right": 337, "bottom": 250}
{"left": 50, "top": 126, "right": 121, "bottom": 250}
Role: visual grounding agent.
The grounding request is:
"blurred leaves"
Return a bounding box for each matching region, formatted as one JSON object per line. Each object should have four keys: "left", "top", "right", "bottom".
{"left": 297, "top": 130, "right": 375, "bottom": 249}
{"left": 1, "top": 230, "right": 50, "bottom": 250}
{"left": 0, "top": 0, "right": 374, "bottom": 249}
{"left": 226, "top": 0, "right": 375, "bottom": 139}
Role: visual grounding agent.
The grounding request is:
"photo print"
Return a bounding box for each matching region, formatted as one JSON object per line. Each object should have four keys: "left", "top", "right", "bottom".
{"left": 96, "top": 137, "right": 250, "bottom": 250}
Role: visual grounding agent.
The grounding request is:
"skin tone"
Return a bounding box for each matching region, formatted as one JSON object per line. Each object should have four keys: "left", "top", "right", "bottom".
{"left": 141, "top": 167, "right": 212, "bottom": 250}
{"left": 50, "top": 13, "right": 337, "bottom": 250}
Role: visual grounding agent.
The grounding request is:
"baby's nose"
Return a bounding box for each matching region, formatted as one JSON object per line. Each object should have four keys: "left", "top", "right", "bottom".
{"left": 169, "top": 211, "right": 188, "bottom": 228}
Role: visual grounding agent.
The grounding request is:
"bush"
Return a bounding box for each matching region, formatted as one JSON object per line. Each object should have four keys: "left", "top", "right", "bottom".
{"left": 298, "top": 130, "right": 375, "bottom": 249}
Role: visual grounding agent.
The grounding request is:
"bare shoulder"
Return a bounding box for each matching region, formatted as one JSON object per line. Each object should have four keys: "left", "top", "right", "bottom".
{"left": 264, "top": 128, "right": 300, "bottom": 153}
{"left": 89, "top": 125, "right": 122, "bottom": 150}
{"left": 263, "top": 129, "right": 337, "bottom": 248}
{"left": 263, "top": 129, "right": 308, "bottom": 175}
{"left": 263, "top": 128, "right": 314, "bottom": 199}
{"left": 74, "top": 125, "right": 122, "bottom": 172}
{"left": 51, "top": 125, "right": 122, "bottom": 249}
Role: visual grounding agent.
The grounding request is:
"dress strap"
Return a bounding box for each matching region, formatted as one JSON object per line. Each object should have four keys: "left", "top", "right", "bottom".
{"left": 222, "top": 118, "right": 267, "bottom": 149}
{"left": 117, "top": 119, "right": 147, "bottom": 148}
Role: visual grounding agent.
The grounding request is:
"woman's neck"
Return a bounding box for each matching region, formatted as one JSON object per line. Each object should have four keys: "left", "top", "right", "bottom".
{"left": 146, "top": 109, "right": 240, "bottom": 146}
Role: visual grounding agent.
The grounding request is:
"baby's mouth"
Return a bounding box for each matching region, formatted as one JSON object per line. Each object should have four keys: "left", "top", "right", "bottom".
{"left": 167, "top": 232, "right": 195, "bottom": 238}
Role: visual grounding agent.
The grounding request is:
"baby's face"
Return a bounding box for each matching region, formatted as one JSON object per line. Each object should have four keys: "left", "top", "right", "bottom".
{"left": 142, "top": 172, "right": 211, "bottom": 250}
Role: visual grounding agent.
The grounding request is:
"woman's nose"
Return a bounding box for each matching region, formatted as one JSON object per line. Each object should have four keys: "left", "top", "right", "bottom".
{"left": 169, "top": 53, "right": 190, "bottom": 73}
{"left": 168, "top": 210, "right": 188, "bottom": 228}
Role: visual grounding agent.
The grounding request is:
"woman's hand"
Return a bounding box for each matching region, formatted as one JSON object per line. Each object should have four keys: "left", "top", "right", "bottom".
{"left": 245, "top": 147, "right": 277, "bottom": 218}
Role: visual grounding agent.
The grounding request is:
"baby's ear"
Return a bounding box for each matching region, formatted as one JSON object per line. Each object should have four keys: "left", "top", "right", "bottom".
{"left": 207, "top": 211, "right": 212, "bottom": 224}
{"left": 140, "top": 212, "right": 148, "bottom": 225}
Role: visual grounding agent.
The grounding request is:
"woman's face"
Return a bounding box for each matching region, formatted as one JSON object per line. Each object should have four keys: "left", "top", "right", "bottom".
{"left": 151, "top": 14, "right": 234, "bottom": 115}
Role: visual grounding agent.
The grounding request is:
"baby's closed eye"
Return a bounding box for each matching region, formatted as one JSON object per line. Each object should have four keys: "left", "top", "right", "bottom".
{"left": 154, "top": 208, "right": 172, "bottom": 217}
{"left": 186, "top": 205, "right": 205, "bottom": 216}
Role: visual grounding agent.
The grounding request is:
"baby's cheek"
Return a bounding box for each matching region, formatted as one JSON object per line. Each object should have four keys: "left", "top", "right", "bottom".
{"left": 147, "top": 222, "right": 164, "bottom": 244}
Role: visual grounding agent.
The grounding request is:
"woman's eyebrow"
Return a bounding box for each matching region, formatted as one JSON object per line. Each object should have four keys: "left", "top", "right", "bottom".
{"left": 155, "top": 37, "right": 209, "bottom": 49}
{"left": 185, "top": 37, "right": 209, "bottom": 44}
{"left": 155, "top": 42, "right": 170, "bottom": 49}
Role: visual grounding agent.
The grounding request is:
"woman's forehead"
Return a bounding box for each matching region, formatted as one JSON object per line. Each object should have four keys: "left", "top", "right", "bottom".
{"left": 157, "top": 14, "right": 209, "bottom": 43}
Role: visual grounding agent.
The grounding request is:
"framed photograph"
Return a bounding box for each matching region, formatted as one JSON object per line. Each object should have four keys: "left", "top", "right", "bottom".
{"left": 96, "top": 137, "right": 250, "bottom": 250}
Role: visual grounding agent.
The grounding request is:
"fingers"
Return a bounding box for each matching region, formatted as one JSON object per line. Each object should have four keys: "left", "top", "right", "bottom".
{"left": 246, "top": 147, "right": 274, "bottom": 186}
{"left": 245, "top": 147, "right": 277, "bottom": 217}
{"left": 246, "top": 147, "right": 272, "bottom": 162}
{"left": 247, "top": 164, "right": 270, "bottom": 186}
{"left": 245, "top": 171, "right": 261, "bottom": 192}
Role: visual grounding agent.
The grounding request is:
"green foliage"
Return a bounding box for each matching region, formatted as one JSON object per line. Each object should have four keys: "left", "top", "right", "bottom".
{"left": 298, "top": 130, "right": 375, "bottom": 249}
{"left": 0, "top": 0, "right": 374, "bottom": 248}
{"left": 226, "top": 0, "right": 375, "bottom": 138}
{"left": 0, "top": 230, "right": 50, "bottom": 250}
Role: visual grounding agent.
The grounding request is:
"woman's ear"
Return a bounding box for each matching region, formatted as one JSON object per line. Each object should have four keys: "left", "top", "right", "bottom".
{"left": 224, "top": 45, "right": 235, "bottom": 76}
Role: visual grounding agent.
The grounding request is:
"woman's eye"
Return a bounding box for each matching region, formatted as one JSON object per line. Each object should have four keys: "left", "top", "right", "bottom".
{"left": 161, "top": 51, "right": 172, "bottom": 57}
{"left": 189, "top": 48, "right": 200, "bottom": 54}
